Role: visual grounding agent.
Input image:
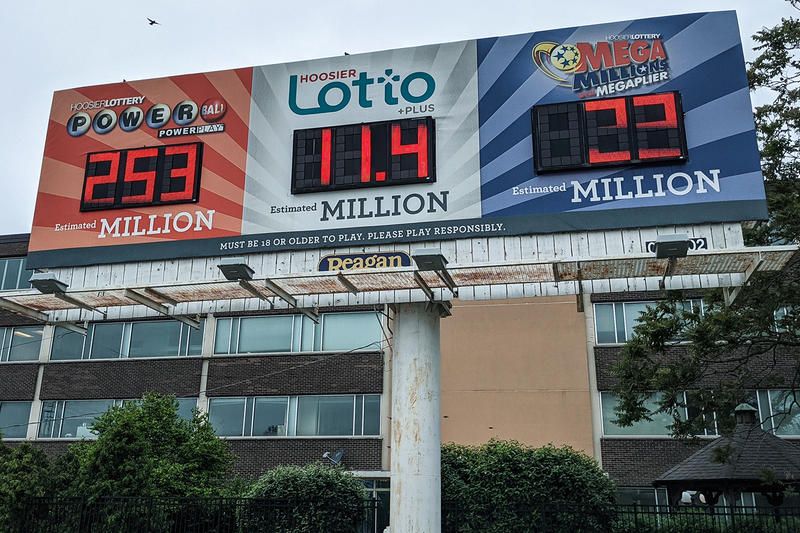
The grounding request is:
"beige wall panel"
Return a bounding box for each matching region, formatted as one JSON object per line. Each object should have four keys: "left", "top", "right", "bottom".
{"left": 440, "top": 297, "right": 593, "bottom": 453}
{"left": 440, "top": 390, "right": 594, "bottom": 454}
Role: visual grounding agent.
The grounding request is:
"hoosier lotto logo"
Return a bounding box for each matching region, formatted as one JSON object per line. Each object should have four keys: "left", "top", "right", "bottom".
{"left": 532, "top": 35, "right": 670, "bottom": 98}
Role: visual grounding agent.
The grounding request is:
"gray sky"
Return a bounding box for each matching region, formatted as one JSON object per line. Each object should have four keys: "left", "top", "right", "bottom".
{"left": 1, "top": 0, "right": 795, "bottom": 234}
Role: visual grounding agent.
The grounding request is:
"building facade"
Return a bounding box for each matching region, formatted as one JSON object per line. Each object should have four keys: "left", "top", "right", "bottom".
{"left": 2, "top": 228, "right": 796, "bottom": 514}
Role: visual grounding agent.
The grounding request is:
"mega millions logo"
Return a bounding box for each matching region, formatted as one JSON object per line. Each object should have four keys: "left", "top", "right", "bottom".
{"left": 532, "top": 35, "right": 670, "bottom": 97}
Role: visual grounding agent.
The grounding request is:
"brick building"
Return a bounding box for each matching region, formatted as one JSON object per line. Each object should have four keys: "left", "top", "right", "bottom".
{"left": 2, "top": 229, "right": 797, "bottom": 514}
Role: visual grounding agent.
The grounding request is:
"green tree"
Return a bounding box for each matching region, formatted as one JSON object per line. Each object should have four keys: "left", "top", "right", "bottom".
{"left": 747, "top": 1, "right": 800, "bottom": 245}
{"left": 441, "top": 440, "right": 616, "bottom": 532}
{"left": 66, "top": 393, "right": 234, "bottom": 499}
{"left": 242, "top": 463, "right": 367, "bottom": 533}
{"left": 0, "top": 442, "right": 52, "bottom": 527}
{"left": 611, "top": 2, "right": 800, "bottom": 439}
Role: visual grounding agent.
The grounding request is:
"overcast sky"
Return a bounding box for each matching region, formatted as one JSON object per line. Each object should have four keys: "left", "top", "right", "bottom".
{"left": 1, "top": 0, "right": 795, "bottom": 234}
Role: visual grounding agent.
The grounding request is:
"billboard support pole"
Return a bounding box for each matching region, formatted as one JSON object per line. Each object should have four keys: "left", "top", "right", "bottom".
{"left": 391, "top": 302, "right": 442, "bottom": 532}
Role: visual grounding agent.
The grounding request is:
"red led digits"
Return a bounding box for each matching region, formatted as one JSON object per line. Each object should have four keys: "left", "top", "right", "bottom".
{"left": 532, "top": 91, "right": 687, "bottom": 173}
{"left": 360, "top": 124, "right": 373, "bottom": 183}
{"left": 83, "top": 152, "right": 121, "bottom": 207}
{"left": 632, "top": 93, "right": 682, "bottom": 160}
{"left": 80, "top": 142, "right": 203, "bottom": 211}
{"left": 320, "top": 128, "right": 332, "bottom": 186}
{"left": 120, "top": 147, "right": 158, "bottom": 205}
{"left": 585, "top": 97, "right": 631, "bottom": 164}
{"left": 291, "top": 117, "right": 435, "bottom": 194}
{"left": 391, "top": 122, "right": 429, "bottom": 178}
{"left": 161, "top": 144, "right": 199, "bottom": 202}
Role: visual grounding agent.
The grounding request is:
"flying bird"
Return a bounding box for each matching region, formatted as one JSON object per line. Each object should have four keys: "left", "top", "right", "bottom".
{"left": 147, "top": 18, "right": 160, "bottom": 26}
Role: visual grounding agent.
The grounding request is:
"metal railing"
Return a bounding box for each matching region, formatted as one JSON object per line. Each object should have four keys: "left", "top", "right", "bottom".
{"left": 11, "top": 497, "right": 380, "bottom": 533}
{"left": 9, "top": 497, "right": 800, "bottom": 532}
{"left": 612, "top": 503, "right": 800, "bottom": 533}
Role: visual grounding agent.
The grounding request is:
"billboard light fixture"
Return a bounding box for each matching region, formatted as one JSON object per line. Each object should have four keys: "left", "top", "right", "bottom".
{"left": 218, "top": 258, "right": 255, "bottom": 281}
{"left": 654, "top": 234, "right": 690, "bottom": 259}
{"left": 29, "top": 273, "right": 69, "bottom": 294}
{"left": 412, "top": 248, "right": 449, "bottom": 271}
{"left": 412, "top": 248, "right": 457, "bottom": 296}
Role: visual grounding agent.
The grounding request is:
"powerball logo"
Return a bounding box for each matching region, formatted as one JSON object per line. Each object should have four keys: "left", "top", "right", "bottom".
{"left": 532, "top": 35, "right": 669, "bottom": 98}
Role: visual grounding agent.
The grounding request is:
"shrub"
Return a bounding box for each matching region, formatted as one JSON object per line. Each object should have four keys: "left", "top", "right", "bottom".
{"left": 0, "top": 442, "right": 52, "bottom": 529}
{"left": 242, "top": 463, "right": 367, "bottom": 533}
{"left": 442, "top": 440, "right": 616, "bottom": 532}
{"left": 67, "top": 393, "right": 233, "bottom": 499}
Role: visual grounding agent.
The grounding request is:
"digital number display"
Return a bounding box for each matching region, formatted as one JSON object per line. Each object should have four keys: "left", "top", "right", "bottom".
{"left": 80, "top": 142, "right": 203, "bottom": 211}
{"left": 291, "top": 117, "right": 435, "bottom": 194}
{"left": 532, "top": 91, "right": 687, "bottom": 173}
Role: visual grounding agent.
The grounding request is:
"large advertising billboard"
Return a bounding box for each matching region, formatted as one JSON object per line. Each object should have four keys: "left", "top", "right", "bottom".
{"left": 28, "top": 11, "right": 767, "bottom": 268}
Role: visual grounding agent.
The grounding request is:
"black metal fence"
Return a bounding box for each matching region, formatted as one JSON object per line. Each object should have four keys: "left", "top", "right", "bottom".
{"left": 9, "top": 497, "right": 800, "bottom": 532}
{"left": 612, "top": 504, "right": 800, "bottom": 533}
{"left": 11, "top": 497, "right": 381, "bottom": 533}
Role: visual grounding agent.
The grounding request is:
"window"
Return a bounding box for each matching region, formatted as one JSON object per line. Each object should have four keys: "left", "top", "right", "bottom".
{"left": 120, "top": 398, "right": 197, "bottom": 422}
{"left": 38, "top": 397, "right": 197, "bottom": 439}
{"left": 208, "top": 394, "right": 380, "bottom": 437}
{"left": 774, "top": 306, "right": 796, "bottom": 333}
{"left": 51, "top": 320, "right": 203, "bottom": 360}
{"left": 616, "top": 487, "right": 668, "bottom": 507}
{"left": 237, "top": 316, "right": 294, "bottom": 353}
{"left": 0, "top": 326, "right": 43, "bottom": 362}
{"left": 208, "top": 398, "right": 247, "bottom": 436}
{"left": 253, "top": 397, "right": 289, "bottom": 436}
{"left": 297, "top": 395, "right": 354, "bottom": 436}
{"left": 214, "top": 311, "right": 382, "bottom": 355}
{"left": 0, "top": 257, "right": 32, "bottom": 291}
{"left": 363, "top": 395, "right": 381, "bottom": 435}
{"left": 39, "top": 399, "right": 115, "bottom": 439}
{"left": 758, "top": 390, "right": 800, "bottom": 436}
{"left": 594, "top": 299, "right": 703, "bottom": 344}
{"left": 176, "top": 398, "right": 198, "bottom": 420}
{"left": 362, "top": 479, "right": 390, "bottom": 533}
{"left": 322, "top": 313, "right": 383, "bottom": 351}
{"left": 208, "top": 397, "right": 290, "bottom": 437}
{"left": 0, "top": 401, "right": 32, "bottom": 439}
{"left": 601, "top": 392, "right": 717, "bottom": 437}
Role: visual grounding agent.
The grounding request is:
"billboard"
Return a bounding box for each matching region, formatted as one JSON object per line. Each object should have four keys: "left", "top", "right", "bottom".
{"left": 28, "top": 11, "right": 767, "bottom": 268}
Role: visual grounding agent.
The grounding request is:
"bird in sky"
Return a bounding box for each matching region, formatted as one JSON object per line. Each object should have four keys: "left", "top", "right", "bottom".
{"left": 147, "top": 18, "right": 160, "bottom": 26}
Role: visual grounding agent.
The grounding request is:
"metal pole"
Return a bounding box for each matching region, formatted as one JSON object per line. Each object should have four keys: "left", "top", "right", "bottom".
{"left": 390, "top": 303, "right": 442, "bottom": 533}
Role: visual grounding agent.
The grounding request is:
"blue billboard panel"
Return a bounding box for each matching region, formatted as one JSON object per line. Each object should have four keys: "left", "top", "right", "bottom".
{"left": 477, "top": 10, "right": 766, "bottom": 231}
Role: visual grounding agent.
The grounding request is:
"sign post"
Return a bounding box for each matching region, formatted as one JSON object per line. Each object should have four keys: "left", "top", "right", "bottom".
{"left": 391, "top": 303, "right": 442, "bottom": 533}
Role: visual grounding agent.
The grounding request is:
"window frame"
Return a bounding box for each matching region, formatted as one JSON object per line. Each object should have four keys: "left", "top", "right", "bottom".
{"left": 50, "top": 319, "right": 203, "bottom": 361}
{"left": 615, "top": 487, "right": 669, "bottom": 507}
{"left": 0, "top": 256, "right": 32, "bottom": 292}
{"left": 207, "top": 394, "right": 381, "bottom": 439}
{"left": 0, "top": 325, "right": 44, "bottom": 363}
{"left": 37, "top": 397, "right": 198, "bottom": 440}
{"left": 0, "top": 400, "right": 33, "bottom": 440}
{"left": 593, "top": 299, "right": 704, "bottom": 345}
{"left": 214, "top": 311, "right": 384, "bottom": 356}
{"left": 758, "top": 389, "right": 800, "bottom": 436}
{"left": 600, "top": 391, "right": 718, "bottom": 438}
